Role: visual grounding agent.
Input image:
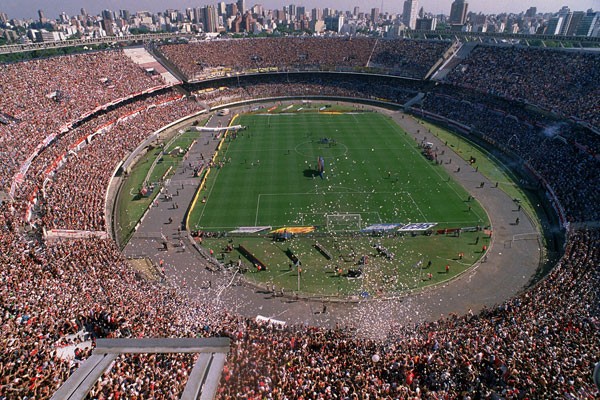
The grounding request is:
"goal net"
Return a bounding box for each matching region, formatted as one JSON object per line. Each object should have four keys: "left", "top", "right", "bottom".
{"left": 326, "top": 213, "right": 362, "bottom": 232}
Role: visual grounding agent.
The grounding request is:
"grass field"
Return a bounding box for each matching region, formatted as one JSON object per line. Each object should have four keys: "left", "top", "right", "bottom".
{"left": 419, "top": 119, "right": 542, "bottom": 231}
{"left": 188, "top": 109, "right": 492, "bottom": 297}
{"left": 191, "top": 112, "right": 487, "bottom": 231}
{"left": 201, "top": 230, "right": 490, "bottom": 297}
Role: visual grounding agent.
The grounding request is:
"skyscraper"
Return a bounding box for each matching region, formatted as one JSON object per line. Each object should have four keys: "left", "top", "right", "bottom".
{"left": 102, "top": 9, "right": 114, "bottom": 21}
{"left": 525, "top": 7, "right": 537, "bottom": 18}
{"left": 237, "top": 0, "right": 246, "bottom": 15}
{"left": 203, "top": 5, "right": 219, "bottom": 32}
{"left": 565, "top": 11, "right": 585, "bottom": 36}
{"left": 371, "top": 8, "right": 380, "bottom": 23}
{"left": 402, "top": 0, "right": 419, "bottom": 30}
{"left": 449, "top": 0, "right": 468, "bottom": 25}
{"left": 311, "top": 8, "right": 323, "bottom": 21}
{"left": 226, "top": 3, "right": 238, "bottom": 18}
{"left": 416, "top": 17, "right": 437, "bottom": 31}
{"left": 575, "top": 11, "right": 599, "bottom": 37}
{"left": 546, "top": 16, "right": 564, "bottom": 35}
{"left": 557, "top": 6, "right": 572, "bottom": 35}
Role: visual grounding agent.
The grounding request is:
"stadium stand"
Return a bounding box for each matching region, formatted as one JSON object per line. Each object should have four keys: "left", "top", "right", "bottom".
{"left": 190, "top": 73, "right": 424, "bottom": 108}
{"left": 444, "top": 45, "right": 600, "bottom": 130}
{"left": 0, "top": 50, "right": 172, "bottom": 197}
{"left": 416, "top": 88, "right": 600, "bottom": 223}
{"left": 40, "top": 95, "right": 205, "bottom": 232}
{"left": 156, "top": 37, "right": 454, "bottom": 81}
{"left": 0, "top": 40, "right": 598, "bottom": 399}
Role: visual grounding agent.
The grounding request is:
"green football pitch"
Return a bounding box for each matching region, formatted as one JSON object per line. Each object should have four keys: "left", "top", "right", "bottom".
{"left": 190, "top": 111, "right": 487, "bottom": 231}
{"left": 188, "top": 109, "right": 491, "bottom": 297}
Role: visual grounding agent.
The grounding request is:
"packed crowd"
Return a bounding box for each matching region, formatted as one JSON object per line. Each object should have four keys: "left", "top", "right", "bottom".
{"left": 157, "top": 37, "right": 452, "bottom": 81}
{"left": 0, "top": 50, "right": 166, "bottom": 193}
{"left": 88, "top": 353, "right": 198, "bottom": 399}
{"left": 0, "top": 46, "right": 598, "bottom": 399}
{"left": 41, "top": 96, "right": 206, "bottom": 231}
{"left": 419, "top": 90, "right": 600, "bottom": 223}
{"left": 220, "top": 228, "right": 599, "bottom": 398}
{"left": 14, "top": 89, "right": 183, "bottom": 203}
{"left": 445, "top": 45, "right": 600, "bottom": 129}
{"left": 0, "top": 210, "right": 230, "bottom": 398}
{"left": 192, "top": 73, "right": 421, "bottom": 107}
{"left": 1, "top": 196, "right": 597, "bottom": 398}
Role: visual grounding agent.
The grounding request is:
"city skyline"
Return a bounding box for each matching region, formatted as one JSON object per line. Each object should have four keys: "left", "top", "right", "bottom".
{"left": 1, "top": 0, "right": 597, "bottom": 20}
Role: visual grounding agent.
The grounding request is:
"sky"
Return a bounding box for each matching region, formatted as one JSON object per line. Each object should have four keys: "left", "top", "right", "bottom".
{"left": 1, "top": 0, "right": 597, "bottom": 20}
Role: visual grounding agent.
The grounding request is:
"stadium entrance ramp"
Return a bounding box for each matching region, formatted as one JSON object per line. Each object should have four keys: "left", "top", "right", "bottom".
{"left": 51, "top": 337, "right": 230, "bottom": 400}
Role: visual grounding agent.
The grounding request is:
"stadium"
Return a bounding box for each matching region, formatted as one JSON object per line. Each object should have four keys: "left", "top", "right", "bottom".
{"left": 0, "top": 36, "right": 598, "bottom": 399}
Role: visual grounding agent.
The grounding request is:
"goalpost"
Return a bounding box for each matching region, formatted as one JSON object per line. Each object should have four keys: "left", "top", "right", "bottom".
{"left": 504, "top": 232, "right": 541, "bottom": 248}
{"left": 326, "top": 213, "right": 362, "bottom": 232}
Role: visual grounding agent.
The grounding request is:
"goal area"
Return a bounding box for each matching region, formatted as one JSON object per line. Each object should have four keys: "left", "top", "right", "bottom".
{"left": 326, "top": 213, "right": 362, "bottom": 232}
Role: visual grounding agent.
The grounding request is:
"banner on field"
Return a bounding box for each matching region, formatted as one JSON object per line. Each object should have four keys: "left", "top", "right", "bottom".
{"left": 271, "top": 226, "right": 315, "bottom": 234}
{"left": 362, "top": 223, "right": 402, "bottom": 232}
{"left": 398, "top": 223, "right": 437, "bottom": 231}
{"left": 230, "top": 226, "right": 272, "bottom": 234}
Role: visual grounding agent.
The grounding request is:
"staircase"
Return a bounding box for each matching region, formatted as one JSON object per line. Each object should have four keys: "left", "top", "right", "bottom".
{"left": 430, "top": 42, "right": 479, "bottom": 81}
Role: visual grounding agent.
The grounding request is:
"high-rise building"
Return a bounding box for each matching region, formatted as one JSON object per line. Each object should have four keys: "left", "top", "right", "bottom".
{"left": 311, "top": 8, "right": 323, "bottom": 21}
{"left": 310, "top": 19, "right": 325, "bottom": 32}
{"left": 325, "top": 15, "right": 344, "bottom": 32}
{"left": 353, "top": 7, "right": 360, "bottom": 17}
{"left": 449, "top": 0, "right": 468, "bottom": 25}
{"left": 371, "top": 8, "right": 380, "bottom": 23}
{"left": 559, "top": 12, "right": 574, "bottom": 35}
{"left": 38, "top": 9, "right": 46, "bottom": 24}
{"left": 525, "top": 7, "right": 537, "bottom": 18}
{"left": 237, "top": 0, "right": 246, "bottom": 15}
{"left": 402, "top": 0, "right": 419, "bottom": 29}
{"left": 217, "top": 2, "right": 226, "bottom": 16}
{"left": 546, "top": 16, "right": 564, "bottom": 35}
{"left": 566, "top": 11, "right": 585, "bottom": 35}
{"left": 101, "top": 19, "right": 115, "bottom": 35}
{"left": 193, "top": 7, "right": 202, "bottom": 23}
{"left": 102, "top": 10, "right": 114, "bottom": 21}
{"left": 297, "top": 7, "right": 306, "bottom": 19}
{"left": 243, "top": 11, "right": 254, "bottom": 31}
{"left": 226, "top": 3, "right": 238, "bottom": 18}
{"left": 416, "top": 17, "right": 437, "bottom": 31}
{"left": 252, "top": 4, "right": 264, "bottom": 16}
{"left": 202, "top": 5, "right": 219, "bottom": 32}
{"left": 575, "top": 11, "right": 599, "bottom": 36}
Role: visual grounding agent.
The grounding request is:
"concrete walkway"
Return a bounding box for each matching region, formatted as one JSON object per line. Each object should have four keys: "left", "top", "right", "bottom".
{"left": 122, "top": 107, "right": 542, "bottom": 337}
{"left": 123, "top": 47, "right": 181, "bottom": 85}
